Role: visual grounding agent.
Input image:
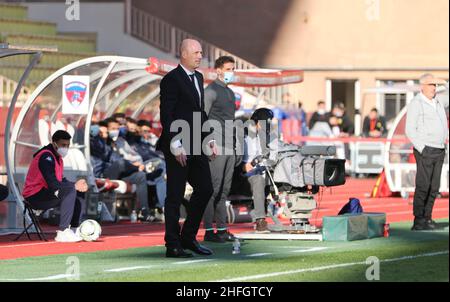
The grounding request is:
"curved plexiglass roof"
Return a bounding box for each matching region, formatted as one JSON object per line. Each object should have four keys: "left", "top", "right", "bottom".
{"left": 9, "top": 56, "right": 161, "bottom": 198}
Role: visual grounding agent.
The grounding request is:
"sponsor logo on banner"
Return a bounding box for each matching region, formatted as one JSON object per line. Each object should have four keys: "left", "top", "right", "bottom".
{"left": 62, "top": 75, "right": 89, "bottom": 115}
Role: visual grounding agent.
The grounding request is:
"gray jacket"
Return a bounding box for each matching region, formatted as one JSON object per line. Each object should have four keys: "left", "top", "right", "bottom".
{"left": 405, "top": 93, "right": 448, "bottom": 153}
{"left": 204, "top": 80, "right": 236, "bottom": 151}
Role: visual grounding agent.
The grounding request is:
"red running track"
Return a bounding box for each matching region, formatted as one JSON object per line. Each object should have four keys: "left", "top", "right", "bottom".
{"left": 0, "top": 177, "right": 447, "bottom": 260}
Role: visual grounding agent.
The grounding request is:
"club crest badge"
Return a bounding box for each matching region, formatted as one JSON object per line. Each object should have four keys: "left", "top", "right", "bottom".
{"left": 65, "top": 81, "right": 87, "bottom": 107}
{"left": 62, "top": 75, "right": 89, "bottom": 115}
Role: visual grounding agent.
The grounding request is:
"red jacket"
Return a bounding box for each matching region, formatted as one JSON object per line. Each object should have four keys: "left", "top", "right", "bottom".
{"left": 22, "top": 147, "right": 63, "bottom": 198}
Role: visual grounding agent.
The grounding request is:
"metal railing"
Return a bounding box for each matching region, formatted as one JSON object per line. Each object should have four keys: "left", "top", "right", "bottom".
{"left": 125, "top": 3, "right": 283, "bottom": 104}
{"left": 0, "top": 75, "right": 30, "bottom": 107}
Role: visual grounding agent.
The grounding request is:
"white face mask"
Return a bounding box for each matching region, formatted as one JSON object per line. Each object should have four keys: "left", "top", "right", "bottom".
{"left": 57, "top": 147, "right": 69, "bottom": 158}
{"left": 54, "top": 143, "right": 69, "bottom": 158}
{"left": 109, "top": 130, "right": 120, "bottom": 141}
{"left": 223, "top": 71, "right": 235, "bottom": 84}
{"left": 318, "top": 109, "right": 326, "bottom": 115}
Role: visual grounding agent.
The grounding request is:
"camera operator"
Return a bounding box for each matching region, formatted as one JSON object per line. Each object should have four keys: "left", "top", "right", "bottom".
{"left": 243, "top": 108, "right": 278, "bottom": 233}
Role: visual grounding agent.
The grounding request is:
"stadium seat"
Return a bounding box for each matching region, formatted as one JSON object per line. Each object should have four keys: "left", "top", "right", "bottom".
{"left": 14, "top": 200, "right": 48, "bottom": 242}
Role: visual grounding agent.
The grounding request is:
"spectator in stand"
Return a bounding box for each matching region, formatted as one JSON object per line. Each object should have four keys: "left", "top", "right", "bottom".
{"left": 133, "top": 120, "right": 161, "bottom": 159}
{"left": 131, "top": 119, "right": 167, "bottom": 219}
{"left": 124, "top": 117, "right": 141, "bottom": 146}
{"left": 271, "top": 106, "right": 289, "bottom": 136}
{"left": 107, "top": 118, "right": 144, "bottom": 164}
{"left": 330, "top": 102, "right": 354, "bottom": 164}
{"left": 362, "top": 108, "right": 387, "bottom": 138}
{"left": 309, "top": 100, "right": 329, "bottom": 130}
{"left": 138, "top": 119, "right": 159, "bottom": 149}
{"left": 330, "top": 102, "right": 354, "bottom": 136}
{"left": 292, "top": 101, "right": 308, "bottom": 137}
{"left": 112, "top": 112, "right": 127, "bottom": 138}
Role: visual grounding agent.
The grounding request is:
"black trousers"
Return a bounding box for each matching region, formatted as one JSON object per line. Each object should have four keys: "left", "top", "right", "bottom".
{"left": 26, "top": 180, "right": 84, "bottom": 230}
{"left": 413, "top": 146, "right": 446, "bottom": 220}
{"left": 163, "top": 152, "right": 213, "bottom": 248}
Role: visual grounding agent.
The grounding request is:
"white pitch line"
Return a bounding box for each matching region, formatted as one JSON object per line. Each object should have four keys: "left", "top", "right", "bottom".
{"left": 246, "top": 253, "right": 272, "bottom": 257}
{"left": 105, "top": 265, "right": 153, "bottom": 273}
{"left": 290, "top": 247, "right": 329, "bottom": 253}
{"left": 173, "top": 259, "right": 213, "bottom": 265}
{"left": 103, "top": 259, "right": 213, "bottom": 273}
{"left": 0, "top": 274, "right": 75, "bottom": 281}
{"left": 210, "top": 250, "right": 449, "bottom": 282}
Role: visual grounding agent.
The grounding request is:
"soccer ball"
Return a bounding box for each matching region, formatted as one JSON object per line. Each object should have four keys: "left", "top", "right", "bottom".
{"left": 78, "top": 219, "right": 102, "bottom": 242}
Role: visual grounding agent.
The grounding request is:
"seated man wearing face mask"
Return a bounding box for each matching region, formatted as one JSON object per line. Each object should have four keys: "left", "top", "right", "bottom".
{"left": 137, "top": 120, "right": 159, "bottom": 149}
{"left": 103, "top": 118, "right": 155, "bottom": 221}
{"left": 22, "top": 130, "right": 88, "bottom": 242}
{"left": 129, "top": 119, "right": 167, "bottom": 219}
{"left": 124, "top": 117, "right": 142, "bottom": 146}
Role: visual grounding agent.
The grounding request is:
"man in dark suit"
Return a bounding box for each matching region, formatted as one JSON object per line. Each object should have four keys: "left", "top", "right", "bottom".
{"left": 157, "top": 39, "right": 216, "bottom": 258}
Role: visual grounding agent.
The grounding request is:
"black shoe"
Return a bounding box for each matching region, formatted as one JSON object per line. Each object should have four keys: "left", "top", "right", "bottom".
{"left": 425, "top": 219, "right": 436, "bottom": 230}
{"left": 411, "top": 223, "right": 426, "bottom": 231}
{"left": 181, "top": 240, "right": 213, "bottom": 255}
{"left": 216, "top": 230, "right": 236, "bottom": 242}
{"left": 166, "top": 247, "right": 193, "bottom": 258}
{"left": 146, "top": 168, "right": 163, "bottom": 181}
{"left": 138, "top": 207, "right": 149, "bottom": 221}
{"left": 411, "top": 217, "right": 428, "bottom": 231}
{"left": 204, "top": 230, "right": 225, "bottom": 243}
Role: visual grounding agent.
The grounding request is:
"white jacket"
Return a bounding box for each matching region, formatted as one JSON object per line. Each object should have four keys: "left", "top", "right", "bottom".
{"left": 405, "top": 93, "right": 448, "bottom": 153}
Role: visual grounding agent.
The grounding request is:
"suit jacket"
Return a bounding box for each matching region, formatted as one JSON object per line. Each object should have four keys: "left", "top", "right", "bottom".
{"left": 157, "top": 65, "right": 210, "bottom": 156}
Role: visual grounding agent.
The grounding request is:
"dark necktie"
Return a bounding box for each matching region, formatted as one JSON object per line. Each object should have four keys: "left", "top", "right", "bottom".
{"left": 189, "top": 73, "right": 201, "bottom": 106}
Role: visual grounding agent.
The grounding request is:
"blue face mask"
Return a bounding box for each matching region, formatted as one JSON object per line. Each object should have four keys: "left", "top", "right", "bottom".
{"left": 90, "top": 125, "right": 100, "bottom": 137}
{"left": 223, "top": 71, "right": 235, "bottom": 84}
{"left": 119, "top": 126, "right": 127, "bottom": 137}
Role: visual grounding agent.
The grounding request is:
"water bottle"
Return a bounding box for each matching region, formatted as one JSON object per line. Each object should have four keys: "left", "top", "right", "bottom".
{"left": 384, "top": 223, "right": 390, "bottom": 237}
{"left": 130, "top": 210, "right": 138, "bottom": 223}
{"left": 232, "top": 238, "right": 241, "bottom": 254}
{"left": 97, "top": 202, "right": 103, "bottom": 221}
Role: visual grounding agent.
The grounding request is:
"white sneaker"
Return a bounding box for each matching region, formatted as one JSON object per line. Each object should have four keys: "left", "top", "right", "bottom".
{"left": 154, "top": 211, "right": 165, "bottom": 223}
{"left": 72, "top": 227, "right": 81, "bottom": 238}
{"left": 55, "top": 228, "right": 82, "bottom": 242}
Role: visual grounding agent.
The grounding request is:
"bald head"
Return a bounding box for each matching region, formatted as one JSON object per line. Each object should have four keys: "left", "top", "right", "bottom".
{"left": 180, "top": 39, "right": 203, "bottom": 71}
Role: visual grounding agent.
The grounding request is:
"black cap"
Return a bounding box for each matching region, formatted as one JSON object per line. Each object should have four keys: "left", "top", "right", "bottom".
{"left": 251, "top": 108, "right": 274, "bottom": 124}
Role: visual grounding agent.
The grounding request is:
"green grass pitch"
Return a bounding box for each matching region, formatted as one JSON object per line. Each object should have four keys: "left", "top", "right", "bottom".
{"left": 0, "top": 219, "right": 448, "bottom": 282}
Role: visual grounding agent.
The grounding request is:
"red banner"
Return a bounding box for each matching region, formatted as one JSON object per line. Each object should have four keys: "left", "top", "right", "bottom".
{"left": 145, "top": 57, "right": 304, "bottom": 87}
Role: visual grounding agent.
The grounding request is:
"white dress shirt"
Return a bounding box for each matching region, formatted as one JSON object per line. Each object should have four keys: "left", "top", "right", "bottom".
{"left": 180, "top": 64, "right": 201, "bottom": 102}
